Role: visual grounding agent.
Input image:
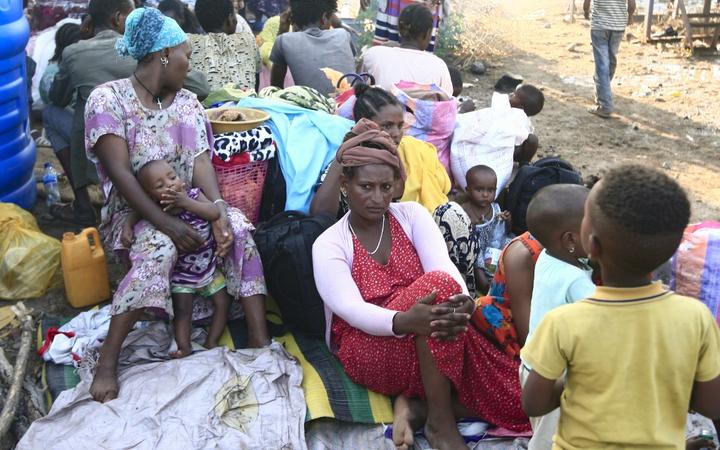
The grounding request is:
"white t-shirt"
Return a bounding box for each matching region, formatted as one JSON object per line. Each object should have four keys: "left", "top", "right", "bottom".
{"left": 451, "top": 92, "right": 533, "bottom": 192}
{"left": 523, "top": 249, "right": 596, "bottom": 368}
{"left": 360, "top": 46, "right": 454, "bottom": 96}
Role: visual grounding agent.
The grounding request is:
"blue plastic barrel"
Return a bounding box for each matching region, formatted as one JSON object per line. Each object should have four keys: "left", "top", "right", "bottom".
{"left": 0, "top": 0, "right": 36, "bottom": 209}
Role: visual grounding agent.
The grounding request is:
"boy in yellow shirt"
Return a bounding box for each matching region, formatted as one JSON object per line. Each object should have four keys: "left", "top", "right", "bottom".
{"left": 520, "top": 165, "right": 720, "bottom": 449}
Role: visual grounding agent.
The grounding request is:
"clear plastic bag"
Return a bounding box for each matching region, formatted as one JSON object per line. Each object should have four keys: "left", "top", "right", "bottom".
{"left": 0, "top": 203, "right": 61, "bottom": 299}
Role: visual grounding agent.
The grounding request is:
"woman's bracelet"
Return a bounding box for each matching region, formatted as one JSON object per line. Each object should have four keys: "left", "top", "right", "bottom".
{"left": 213, "top": 199, "right": 229, "bottom": 209}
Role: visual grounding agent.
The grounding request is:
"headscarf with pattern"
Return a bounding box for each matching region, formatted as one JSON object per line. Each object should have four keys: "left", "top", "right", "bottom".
{"left": 336, "top": 119, "right": 407, "bottom": 181}
{"left": 116, "top": 7, "right": 187, "bottom": 60}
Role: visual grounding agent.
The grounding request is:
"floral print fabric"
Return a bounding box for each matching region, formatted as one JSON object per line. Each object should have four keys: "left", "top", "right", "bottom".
{"left": 433, "top": 201, "right": 478, "bottom": 295}
{"left": 472, "top": 232, "right": 543, "bottom": 358}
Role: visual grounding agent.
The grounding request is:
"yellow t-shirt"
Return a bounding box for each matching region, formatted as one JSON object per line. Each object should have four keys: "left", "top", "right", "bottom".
{"left": 397, "top": 136, "right": 451, "bottom": 214}
{"left": 520, "top": 282, "right": 720, "bottom": 450}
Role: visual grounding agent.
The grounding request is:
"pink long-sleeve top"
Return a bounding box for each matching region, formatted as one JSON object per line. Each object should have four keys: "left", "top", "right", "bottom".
{"left": 312, "top": 201, "right": 469, "bottom": 348}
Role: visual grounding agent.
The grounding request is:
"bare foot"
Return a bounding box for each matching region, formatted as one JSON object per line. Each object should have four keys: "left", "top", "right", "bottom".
{"left": 90, "top": 365, "right": 119, "bottom": 403}
{"left": 169, "top": 345, "right": 192, "bottom": 359}
{"left": 425, "top": 418, "right": 468, "bottom": 450}
{"left": 204, "top": 339, "right": 218, "bottom": 350}
{"left": 392, "top": 395, "right": 425, "bottom": 449}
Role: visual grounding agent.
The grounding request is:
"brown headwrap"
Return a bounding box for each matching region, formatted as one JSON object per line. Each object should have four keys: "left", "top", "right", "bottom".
{"left": 335, "top": 119, "right": 407, "bottom": 181}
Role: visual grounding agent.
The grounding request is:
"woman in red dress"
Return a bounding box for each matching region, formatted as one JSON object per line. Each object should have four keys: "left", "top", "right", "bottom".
{"left": 312, "top": 120, "right": 530, "bottom": 450}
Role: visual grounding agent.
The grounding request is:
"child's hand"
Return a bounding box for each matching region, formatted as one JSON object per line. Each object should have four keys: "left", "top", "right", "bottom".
{"left": 686, "top": 437, "right": 716, "bottom": 450}
{"left": 500, "top": 210, "right": 513, "bottom": 233}
{"left": 160, "top": 188, "right": 188, "bottom": 211}
{"left": 121, "top": 221, "right": 135, "bottom": 248}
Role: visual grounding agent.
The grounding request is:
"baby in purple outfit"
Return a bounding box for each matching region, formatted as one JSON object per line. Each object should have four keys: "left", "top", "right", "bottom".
{"left": 122, "top": 159, "right": 230, "bottom": 358}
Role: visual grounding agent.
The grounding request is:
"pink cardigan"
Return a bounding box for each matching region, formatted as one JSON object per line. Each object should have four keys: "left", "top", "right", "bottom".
{"left": 312, "top": 201, "right": 468, "bottom": 348}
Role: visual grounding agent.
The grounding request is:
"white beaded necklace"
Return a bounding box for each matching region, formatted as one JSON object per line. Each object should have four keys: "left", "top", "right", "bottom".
{"left": 348, "top": 214, "right": 386, "bottom": 256}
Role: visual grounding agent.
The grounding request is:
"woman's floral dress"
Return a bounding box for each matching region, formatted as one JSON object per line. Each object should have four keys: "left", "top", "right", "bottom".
{"left": 85, "top": 78, "right": 266, "bottom": 319}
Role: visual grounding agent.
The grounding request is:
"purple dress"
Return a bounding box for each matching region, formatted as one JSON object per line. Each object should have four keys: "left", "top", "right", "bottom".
{"left": 170, "top": 188, "right": 217, "bottom": 290}
{"left": 85, "top": 79, "right": 266, "bottom": 319}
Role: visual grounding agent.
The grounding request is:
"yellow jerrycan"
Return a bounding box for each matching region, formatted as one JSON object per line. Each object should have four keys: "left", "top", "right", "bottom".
{"left": 61, "top": 228, "right": 110, "bottom": 308}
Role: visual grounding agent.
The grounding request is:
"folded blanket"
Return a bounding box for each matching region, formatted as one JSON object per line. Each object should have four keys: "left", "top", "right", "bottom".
{"left": 259, "top": 86, "right": 337, "bottom": 115}
{"left": 212, "top": 125, "right": 276, "bottom": 166}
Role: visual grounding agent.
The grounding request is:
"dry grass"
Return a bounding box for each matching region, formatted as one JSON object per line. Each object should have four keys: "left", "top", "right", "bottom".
{"left": 437, "top": 0, "right": 507, "bottom": 67}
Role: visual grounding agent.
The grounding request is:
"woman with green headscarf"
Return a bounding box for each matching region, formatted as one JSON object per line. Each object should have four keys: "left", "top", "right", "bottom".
{"left": 84, "top": 7, "right": 270, "bottom": 403}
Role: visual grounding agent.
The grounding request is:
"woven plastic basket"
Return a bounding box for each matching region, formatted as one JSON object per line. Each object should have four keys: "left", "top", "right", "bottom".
{"left": 214, "top": 160, "right": 268, "bottom": 225}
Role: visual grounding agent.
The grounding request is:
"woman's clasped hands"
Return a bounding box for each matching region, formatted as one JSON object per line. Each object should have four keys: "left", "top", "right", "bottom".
{"left": 393, "top": 291, "right": 475, "bottom": 340}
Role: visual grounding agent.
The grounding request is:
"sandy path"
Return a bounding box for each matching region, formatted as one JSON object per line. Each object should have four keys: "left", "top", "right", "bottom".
{"left": 463, "top": 0, "right": 720, "bottom": 220}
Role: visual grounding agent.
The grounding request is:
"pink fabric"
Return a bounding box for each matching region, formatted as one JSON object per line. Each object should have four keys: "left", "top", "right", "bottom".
{"left": 360, "top": 46, "right": 453, "bottom": 95}
{"left": 391, "top": 81, "right": 457, "bottom": 178}
{"left": 312, "top": 201, "right": 468, "bottom": 347}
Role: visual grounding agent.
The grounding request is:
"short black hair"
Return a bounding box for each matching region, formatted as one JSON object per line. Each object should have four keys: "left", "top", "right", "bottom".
{"left": 465, "top": 165, "right": 496, "bottom": 184}
{"left": 290, "top": 0, "right": 338, "bottom": 28}
{"left": 592, "top": 165, "right": 690, "bottom": 273}
{"left": 353, "top": 83, "right": 402, "bottom": 121}
{"left": 447, "top": 65, "right": 462, "bottom": 97}
{"left": 52, "top": 23, "right": 81, "bottom": 62}
{"left": 88, "top": 0, "right": 133, "bottom": 28}
{"left": 515, "top": 84, "right": 544, "bottom": 117}
{"left": 159, "top": 0, "right": 203, "bottom": 33}
{"left": 527, "top": 184, "right": 589, "bottom": 249}
{"left": 195, "top": 0, "right": 234, "bottom": 32}
{"left": 398, "top": 3, "right": 433, "bottom": 41}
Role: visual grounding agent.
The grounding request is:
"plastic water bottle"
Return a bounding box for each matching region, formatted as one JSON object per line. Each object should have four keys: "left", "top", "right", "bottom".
{"left": 42, "top": 162, "right": 60, "bottom": 207}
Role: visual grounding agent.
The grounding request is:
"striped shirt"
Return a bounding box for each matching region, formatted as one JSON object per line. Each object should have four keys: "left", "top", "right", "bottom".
{"left": 591, "top": 0, "right": 628, "bottom": 31}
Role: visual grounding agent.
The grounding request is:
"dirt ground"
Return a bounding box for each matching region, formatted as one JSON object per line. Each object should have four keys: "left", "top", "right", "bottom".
{"left": 462, "top": 0, "right": 720, "bottom": 221}
{"left": 1, "top": 0, "right": 719, "bottom": 445}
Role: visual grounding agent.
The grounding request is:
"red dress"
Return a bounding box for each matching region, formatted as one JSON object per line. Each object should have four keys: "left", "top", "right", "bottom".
{"left": 332, "top": 213, "right": 530, "bottom": 432}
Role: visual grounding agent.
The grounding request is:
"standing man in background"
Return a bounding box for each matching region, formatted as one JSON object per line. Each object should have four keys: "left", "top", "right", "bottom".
{"left": 584, "top": 0, "right": 635, "bottom": 118}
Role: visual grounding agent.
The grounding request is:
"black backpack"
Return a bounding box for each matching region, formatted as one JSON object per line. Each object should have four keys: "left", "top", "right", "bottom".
{"left": 257, "top": 154, "right": 287, "bottom": 224}
{"left": 253, "top": 211, "right": 336, "bottom": 338}
{"left": 504, "top": 157, "right": 583, "bottom": 235}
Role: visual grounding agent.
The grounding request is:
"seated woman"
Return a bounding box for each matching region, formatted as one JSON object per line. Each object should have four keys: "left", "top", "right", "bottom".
{"left": 361, "top": 3, "right": 453, "bottom": 96}
{"left": 269, "top": 0, "right": 355, "bottom": 96}
{"left": 313, "top": 119, "right": 530, "bottom": 450}
{"left": 84, "top": 8, "right": 269, "bottom": 403}
{"left": 312, "top": 83, "right": 477, "bottom": 296}
{"left": 189, "top": 0, "right": 260, "bottom": 92}
{"left": 312, "top": 83, "right": 450, "bottom": 216}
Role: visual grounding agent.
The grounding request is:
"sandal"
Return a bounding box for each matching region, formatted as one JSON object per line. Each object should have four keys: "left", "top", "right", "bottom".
{"left": 49, "top": 203, "right": 97, "bottom": 227}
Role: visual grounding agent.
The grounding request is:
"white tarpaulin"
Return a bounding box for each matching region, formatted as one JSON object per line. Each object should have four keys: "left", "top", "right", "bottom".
{"left": 19, "top": 339, "right": 306, "bottom": 450}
